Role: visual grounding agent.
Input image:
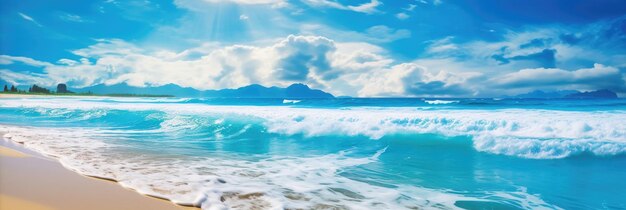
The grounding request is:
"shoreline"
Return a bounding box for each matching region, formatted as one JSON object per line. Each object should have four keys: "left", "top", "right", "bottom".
{"left": 0, "top": 133, "right": 200, "bottom": 210}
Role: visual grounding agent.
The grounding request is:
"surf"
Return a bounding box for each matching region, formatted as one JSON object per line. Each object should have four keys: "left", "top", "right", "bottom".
{"left": 1, "top": 97, "right": 625, "bottom": 209}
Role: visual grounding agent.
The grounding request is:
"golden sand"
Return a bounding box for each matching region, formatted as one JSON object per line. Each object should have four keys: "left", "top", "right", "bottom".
{"left": 0, "top": 142, "right": 198, "bottom": 210}
{"left": 0, "top": 194, "right": 57, "bottom": 210}
{"left": 0, "top": 146, "right": 28, "bottom": 158}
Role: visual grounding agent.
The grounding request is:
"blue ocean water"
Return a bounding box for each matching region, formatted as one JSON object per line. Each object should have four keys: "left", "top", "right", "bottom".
{"left": 1, "top": 97, "right": 625, "bottom": 209}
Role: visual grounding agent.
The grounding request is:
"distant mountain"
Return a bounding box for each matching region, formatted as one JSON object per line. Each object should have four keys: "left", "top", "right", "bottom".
{"left": 511, "top": 89, "right": 618, "bottom": 99}
{"left": 74, "top": 83, "right": 334, "bottom": 98}
{"left": 73, "top": 83, "right": 203, "bottom": 97}
{"left": 564, "top": 89, "right": 618, "bottom": 99}
{"left": 512, "top": 90, "right": 580, "bottom": 98}
{"left": 200, "top": 83, "right": 333, "bottom": 98}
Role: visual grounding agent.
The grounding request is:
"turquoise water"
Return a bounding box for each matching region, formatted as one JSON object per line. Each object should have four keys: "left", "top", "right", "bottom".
{"left": 1, "top": 97, "right": 625, "bottom": 209}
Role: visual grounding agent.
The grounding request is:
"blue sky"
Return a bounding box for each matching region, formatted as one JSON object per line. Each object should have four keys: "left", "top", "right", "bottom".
{"left": 1, "top": 0, "right": 626, "bottom": 97}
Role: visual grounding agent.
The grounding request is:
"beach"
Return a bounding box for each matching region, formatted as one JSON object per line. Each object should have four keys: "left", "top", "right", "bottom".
{"left": 0, "top": 94, "right": 49, "bottom": 98}
{"left": 0, "top": 136, "right": 197, "bottom": 210}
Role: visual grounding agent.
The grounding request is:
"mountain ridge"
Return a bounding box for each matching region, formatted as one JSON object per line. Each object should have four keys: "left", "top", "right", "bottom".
{"left": 510, "top": 89, "right": 618, "bottom": 99}
{"left": 72, "top": 83, "right": 334, "bottom": 98}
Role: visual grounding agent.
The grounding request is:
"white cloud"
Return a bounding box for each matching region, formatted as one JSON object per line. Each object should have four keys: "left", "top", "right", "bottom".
{"left": 0, "top": 36, "right": 334, "bottom": 90}
{"left": 0, "top": 69, "right": 55, "bottom": 87}
{"left": 356, "top": 63, "right": 424, "bottom": 96}
{"left": 425, "top": 36, "right": 458, "bottom": 54}
{"left": 302, "top": 0, "right": 382, "bottom": 14}
{"left": 346, "top": 0, "right": 381, "bottom": 14}
{"left": 404, "top": 4, "right": 417, "bottom": 11}
{"left": 354, "top": 62, "right": 475, "bottom": 97}
{"left": 0, "top": 35, "right": 470, "bottom": 97}
{"left": 174, "top": 0, "right": 289, "bottom": 9}
{"left": 423, "top": 20, "right": 626, "bottom": 73}
{"left": 299, "top": 24, "right": 411, "bottom": 43}
{"left": 492, "top": 64, "right": 625, "bottom": 91}
{"left": 3, "top": 26, "right": 625, "bottom": 97}
{"left": 60, "top": 13, "right": 87, "bottom": 23}
{"left": 239, "top": 14, "right": 249, "bottom": 20}
{"left": 395, "top": 13, "right": 409, "bottom": 20}
{"left": 0, "top": 55, "right": 52, "bottom": 67}
{"left": 196, "top": 0, "right": 285, "bottom": 5}
{"left": 57, "top": 59, "right": 79, "bottom": 66}
{"left": 365, "top": 25, "right": 411, "bottom": 42}
{"left": 17, "top": 12, "right": 42, "bottom": 27}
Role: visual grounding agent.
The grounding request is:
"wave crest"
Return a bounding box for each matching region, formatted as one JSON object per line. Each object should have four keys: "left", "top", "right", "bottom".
{"left": 1, "top": 125, "right": 562, "bottom": 210}
{"left": 2, "top": 99, "right": 625, "bottom": 159}
{"left": 424, "top": 100, "right": 460, "bottom": 105}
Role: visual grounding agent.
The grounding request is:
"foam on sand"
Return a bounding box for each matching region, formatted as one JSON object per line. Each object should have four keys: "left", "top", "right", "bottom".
{"left": 1, "top": 124, "right": 562, "bottom": 210}
{"left": 0, "top": 134, "right": 188, "bottom": 210}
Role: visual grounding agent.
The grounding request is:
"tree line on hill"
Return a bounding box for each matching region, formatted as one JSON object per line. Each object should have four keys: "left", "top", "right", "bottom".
{"left": 3, "top": 84, "right": 71, "bottom": 94}
{"left": 1, "top": 83, "right": 170, "bottom": 97}
{"left": 3, "top": 84, "right": 19, "bottom": 92}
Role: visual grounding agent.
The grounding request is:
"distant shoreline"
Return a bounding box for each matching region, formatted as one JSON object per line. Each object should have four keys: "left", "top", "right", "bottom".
{"left": 0, "top": 92, "right": 174, "bottom": 98}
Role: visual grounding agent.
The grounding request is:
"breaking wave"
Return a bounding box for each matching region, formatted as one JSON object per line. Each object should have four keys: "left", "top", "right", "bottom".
{"left": 424, "top": 100, "right": 460, "bottom": 105}
{"left": 1, "top": 98, "right": 625, "bottom": 159}
{"left": 1, "top": 125, "right": 562, "bottom": 210}
{"left": 282, "top": 99, "right": 301, "bottom": 104}
{"left": 4, "top": 98, "right": 624, "bottom": 209}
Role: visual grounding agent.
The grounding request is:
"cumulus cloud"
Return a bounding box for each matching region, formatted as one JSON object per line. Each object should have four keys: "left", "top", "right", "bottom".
{"left": 356, "top": 63, "right": 424, "bottom": 96}
{"left": 0, "top": 69, "right": 55, "bottom": 87}
{"left": 2, "top": 30, "right": 625, "bottom": 97}
{"left": 273, "top": 36, "right": 336, "bottom": 81}
{"left": 0, "top": 36, "right": 347, "bottom": 92}
{"left": 355, "top": 63, "right": 474, "bottom": 97}
{"left": 0, "top": 34, "right": 475, "bottom": 97}
{"left": 492, "top": 64, "right": 626, "bottom": 91}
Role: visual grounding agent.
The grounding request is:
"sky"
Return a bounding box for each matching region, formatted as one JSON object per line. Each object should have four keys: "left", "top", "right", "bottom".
{"left": 1, "top": 0, "right": 626, "bottom": 97}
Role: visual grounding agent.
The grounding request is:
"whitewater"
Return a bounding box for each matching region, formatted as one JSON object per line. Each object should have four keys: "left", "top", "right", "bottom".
{"left": 1, "top": 97, "right": 625, "bottom": 209}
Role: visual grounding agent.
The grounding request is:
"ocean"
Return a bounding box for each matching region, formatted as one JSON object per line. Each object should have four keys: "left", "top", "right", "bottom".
{"left": 1, "top": 97, "right": 625, "bottom": 210}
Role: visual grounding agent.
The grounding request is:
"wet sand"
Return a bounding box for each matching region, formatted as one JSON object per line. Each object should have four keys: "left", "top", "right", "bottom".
{"left": 0, "top": 139, "right": 199, "bottom": 210}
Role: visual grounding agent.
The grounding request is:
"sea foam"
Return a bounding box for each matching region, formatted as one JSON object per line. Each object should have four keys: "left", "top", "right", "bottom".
{"left": 1, "top": 125, "right": 561, "bottom": 210}
{"left": 424, "top": 99, "right": 460, "bottom": 105}
{"left": 1, "top": 98, "right": 625, "bottom": 159}
{"left": 1, "top": 98, "right": 597, "bottom": 209}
